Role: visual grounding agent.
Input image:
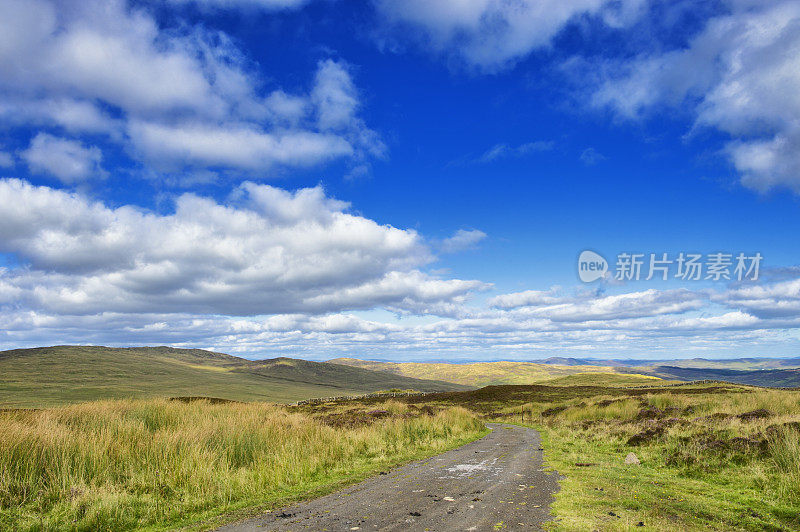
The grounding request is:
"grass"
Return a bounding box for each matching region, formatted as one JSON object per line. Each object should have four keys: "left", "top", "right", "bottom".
{"left": 0, "top": 346, "right": 466, "bottom": 408}
{"left": 522, "top": 387, "right": 800, "bottom": 530}
{"left": 363, "top": 380, "right": 800, "bottom": 530}
{"left": 0, "top": 398, "right": 487, "bottom": 531}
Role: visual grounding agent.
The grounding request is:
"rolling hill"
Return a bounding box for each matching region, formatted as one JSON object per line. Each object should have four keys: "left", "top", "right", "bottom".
{"left": 643, "top": 365, "right": 800, "bottom": 387}
{"left": 0, "top": 346, "right": 467, "bottom": 408}
{"left": 326, "top": 358, "right": 647, "bottom": 387}
{"left": 645, "top": 357, "right": 800, "bottom": 370}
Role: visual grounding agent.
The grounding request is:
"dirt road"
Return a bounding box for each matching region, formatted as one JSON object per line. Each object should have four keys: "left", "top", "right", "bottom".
{"left": 216, "top": 424, "right": 560, "bottom": 531}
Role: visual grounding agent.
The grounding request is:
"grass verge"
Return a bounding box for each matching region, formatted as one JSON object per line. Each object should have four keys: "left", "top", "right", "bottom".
{"left": 525, "top": 388, "right": 800, "bottom": 531}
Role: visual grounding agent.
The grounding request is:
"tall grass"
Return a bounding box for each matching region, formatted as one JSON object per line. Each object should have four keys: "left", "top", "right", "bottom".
{"left": 526, "top": 386, "right": 800, "bottom": 530}
{"left": 0, "top": 399, "right": 484, "bottom": 531}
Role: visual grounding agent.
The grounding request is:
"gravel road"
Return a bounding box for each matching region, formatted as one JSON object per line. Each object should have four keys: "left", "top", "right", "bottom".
{"left": 216, "top": 424, "right": 560, "bottom": 531}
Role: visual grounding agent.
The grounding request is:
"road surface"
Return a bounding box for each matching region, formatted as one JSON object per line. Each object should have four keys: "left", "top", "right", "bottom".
{"left": 217, "top": 424, "right": 560, "bottom": 531}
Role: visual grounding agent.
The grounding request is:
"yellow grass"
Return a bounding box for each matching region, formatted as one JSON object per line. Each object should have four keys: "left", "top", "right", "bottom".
{"left": 0, "top": 399, "right": 485, "bottom": 531}
{"left": 330, "top": 358, "right": 635, "bottom": 387}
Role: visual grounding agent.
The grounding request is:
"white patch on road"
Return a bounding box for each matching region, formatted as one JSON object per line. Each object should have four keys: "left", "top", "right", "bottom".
{"left": 438, "top": 458, "right": 501, "bottom": 479}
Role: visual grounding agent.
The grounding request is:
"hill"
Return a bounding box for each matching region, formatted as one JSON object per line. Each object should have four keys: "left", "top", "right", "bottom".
{"left": 539, "top": 372, "right": 669, "bottom": 387}
{"left": 327, "top": 358, "right": 639, "bottom": 387}
{"left": 647, "top": 357, "right": 800, "bottom": 370}
{"left": 643, "top": 365, "right": 800, "bottom": 387}
{"left": 0, "top": 346, "right": 467, "bottom": 408}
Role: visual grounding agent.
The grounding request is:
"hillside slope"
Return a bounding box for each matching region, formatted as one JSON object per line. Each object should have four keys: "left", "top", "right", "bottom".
{"left": 327, "top": 358, "right": 634, "bottom": 387}
{"left": 0, "top": 346, "right": 467, "bottom": 407}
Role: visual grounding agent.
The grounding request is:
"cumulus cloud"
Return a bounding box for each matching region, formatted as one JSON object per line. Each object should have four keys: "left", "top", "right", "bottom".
{"left": 592, "top": 0, "right": 800, "bottom": 193}
{"left": 373, "top": 0, "right": 645, "bottom": 70}
{"left": 127, "top": 121, "right": 353, "bottom": 172}
{"left": 0, "top": 178, "right": 485, "bottom": 316}
{"left": 20, "top": 133, "right": 106, "bottom": 183}
{"left": 721, "top": 278, "right": 800, "bottom": 319}
{"left": 0, "top": 0, "right": 381, "bottom": 178}
{"left": 3, "top": 258, "right": 800, "bottom": 358}
{"left": 519, "top": 288, "right": 707, "bottom": 322}
{"left": 0, "top": 97, "right": 120, "bottom": 136}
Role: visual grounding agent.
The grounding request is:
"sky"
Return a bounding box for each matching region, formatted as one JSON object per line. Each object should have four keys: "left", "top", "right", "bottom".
{"left": 1, "top": 0, "right": 800, "bottom": 361}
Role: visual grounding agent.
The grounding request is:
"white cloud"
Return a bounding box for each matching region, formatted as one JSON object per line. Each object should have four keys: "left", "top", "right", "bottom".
{"left": 522, "top": 288, "right": 706, "bottom": 322}
{"left": 592, "top": 0, "right": 800, "bottom": 193}
{"left": 312, "top": 59, "right": 360, "bottom": 131}
{"left": 479, "top": 141, "right": 553, "bottom": 162}
{"left": 721, "top": 278, "right": 800, "bottom": 318}
{"left": 0, "top": 149, "right": 12, "bottom": 168}
{"left": 0, "top": 178, "right": 484, "bottom": 316}
{"left": 166, "top": 0, "right": 310, "bottom": 11}
{"left": 21, "top": 133, "right": 106, "bottom": 183}
{"left": 127, "top": 121, "right": 354, "bottom": 172}
{"left": 0, "top": 0, "right": 381, "bottom": 177}
{"left": 373, "top": 0, "right": 644, "bottom": 70}
{"left": 440, "top": 229, "right": 487, "bottom": 253}
{"left": 580, "top": 147, "right": 605, "bottom": 165}
{"left": 488, "top": 287, "right": 563, "bottom": 309}
{"left": 0, "top": 97, "right": 120, "bottom": 136}
{"left": 3, "top": 262, "right": 800, "bottom": 358}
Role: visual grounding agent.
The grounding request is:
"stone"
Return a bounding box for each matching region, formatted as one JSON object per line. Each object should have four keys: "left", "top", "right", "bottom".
{"left": 625, "top": 452, "right": 641, "bottom": 465}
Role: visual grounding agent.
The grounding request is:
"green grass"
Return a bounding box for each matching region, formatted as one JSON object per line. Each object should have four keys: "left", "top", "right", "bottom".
{"left": 523, "top": 388, "right": 800, "bottom": 530}
{"left": 0, "top": 398, "right": 487, "bottom": 531}
{"left": 0, "top": 346, "right": 467, "bottom": 408}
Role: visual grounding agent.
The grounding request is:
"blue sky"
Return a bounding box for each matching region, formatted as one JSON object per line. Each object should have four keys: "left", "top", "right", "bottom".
{"left": 1, "top": 0, "right": 799, "bottom": 360}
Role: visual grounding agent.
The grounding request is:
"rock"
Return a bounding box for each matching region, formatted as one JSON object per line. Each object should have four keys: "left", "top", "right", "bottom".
{"left": 625, "top": 452, "right": 641, "bottom": 465}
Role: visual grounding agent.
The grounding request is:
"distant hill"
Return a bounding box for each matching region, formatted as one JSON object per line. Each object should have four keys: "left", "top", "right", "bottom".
{"left": 328, "top": 356, "right": 800, "bottom": 388}
{"left": 0, "top": 346, "right": 467, "bottom": 408}
{"left": 540, "top": 357, "right": 591, "bottom": 366}
{"left": 327, "top": 358, "right": 637, "bottom": 387}
{"left": 645, "top": 365, "right": 800, "bottom": 387}
{"left": 646, "top": 357, "right": 800, "bottom": 370}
